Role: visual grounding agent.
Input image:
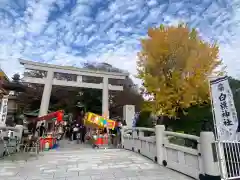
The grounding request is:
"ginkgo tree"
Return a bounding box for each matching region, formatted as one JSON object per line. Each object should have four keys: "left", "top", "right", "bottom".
{"left": 137, "top": 24, "right": 224, "bottom": 117}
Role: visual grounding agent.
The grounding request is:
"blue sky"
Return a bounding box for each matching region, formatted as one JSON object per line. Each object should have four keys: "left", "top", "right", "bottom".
{"left": 0, "top": 0, "right": 240, "bottom": 83}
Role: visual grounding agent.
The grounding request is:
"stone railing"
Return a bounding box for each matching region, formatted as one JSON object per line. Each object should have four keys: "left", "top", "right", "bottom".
{"left": 121, "top": 125, "right": 220, "bottom": 180}
{"left": 0, "top": 125, "right": 23, "bottom": 157}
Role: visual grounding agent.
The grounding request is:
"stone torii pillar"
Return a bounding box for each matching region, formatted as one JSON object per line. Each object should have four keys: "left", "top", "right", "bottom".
{"left": 39, "top": 70, "right": 54, "bottom": 117}
{"left": 102, "top": 77, "right": 109, "bottom": 117}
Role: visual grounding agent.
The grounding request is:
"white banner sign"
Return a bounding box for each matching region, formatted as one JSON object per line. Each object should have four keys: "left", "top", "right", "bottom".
{"left": 210, "top": 76, "right": 239, "bottom": 141}
{"left": 0, "top": 95, "right": 8, "bottom": 126}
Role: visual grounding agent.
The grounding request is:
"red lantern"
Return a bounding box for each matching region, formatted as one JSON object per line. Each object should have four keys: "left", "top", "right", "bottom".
{"left": 57, "top": 111, "right": 63, "bottom": 122}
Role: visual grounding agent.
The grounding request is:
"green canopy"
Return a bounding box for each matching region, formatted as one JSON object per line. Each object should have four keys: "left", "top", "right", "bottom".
{"left": 24, "top": 109, "right": 52, "bottom": 117}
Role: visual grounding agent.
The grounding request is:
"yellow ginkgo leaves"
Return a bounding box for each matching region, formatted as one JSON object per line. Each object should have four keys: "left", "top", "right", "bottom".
{"left": 137, "top": 24, "right": 223, "bottom": 117}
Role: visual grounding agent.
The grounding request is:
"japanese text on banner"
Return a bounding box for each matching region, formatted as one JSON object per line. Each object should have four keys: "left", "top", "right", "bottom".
{"left": 210, "top": 76, "right": 239, "bottom": 141}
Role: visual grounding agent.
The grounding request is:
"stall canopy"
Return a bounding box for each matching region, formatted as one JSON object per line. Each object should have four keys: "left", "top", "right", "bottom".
{"left": 51, "top": 115, "right": 69, "bottom": 122}
{"left": 36, "top": 110, "right": 64, "bottom": 122}
{"left": 84, "top": 112, "right": 116, "bottom": 129}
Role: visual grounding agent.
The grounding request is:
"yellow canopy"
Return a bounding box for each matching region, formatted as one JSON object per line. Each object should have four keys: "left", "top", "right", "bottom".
{"left": 84, "top": 112, "right": 116, "bottom": 129}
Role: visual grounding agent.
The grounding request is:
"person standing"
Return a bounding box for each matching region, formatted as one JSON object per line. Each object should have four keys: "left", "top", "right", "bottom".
{"left": 80, "top": 125, "right": 86, "bottom": 143}
{"left": 69, "top": 124, "right": 73, "bottom": 141}
{"left": 36, "top": 123, "right": 46, "bottom": 137}
{"left": 76, "top": 110, "right": 85, "bottom": 143}
{"left": 76, "top": 110, "right": 84, "bottom": 126}
{"left": 65, "top": 123, "right": 70, "bottom": 140}
{"left": 57, "top": 123, "right": 64, "bottom": 140}
{"left": 116, "top": 120, "right": 122, "bottom": 147}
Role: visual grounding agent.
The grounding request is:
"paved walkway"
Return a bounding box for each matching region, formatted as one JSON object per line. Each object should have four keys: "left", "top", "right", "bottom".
{"left": 0, "top": 141, "right": 193, "bottom": 180}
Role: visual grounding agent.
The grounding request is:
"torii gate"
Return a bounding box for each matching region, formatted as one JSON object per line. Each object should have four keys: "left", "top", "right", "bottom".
{"left": 19, "top": 59, "right": 128, "bottom": 120}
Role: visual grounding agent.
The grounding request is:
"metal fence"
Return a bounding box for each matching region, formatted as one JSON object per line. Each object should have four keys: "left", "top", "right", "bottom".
{"left": 217, "top": 141, "right": 240, "bottom": 180}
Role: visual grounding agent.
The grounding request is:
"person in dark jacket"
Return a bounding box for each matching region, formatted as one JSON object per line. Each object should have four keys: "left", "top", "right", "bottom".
{"left": 69, "top": 125, "right": 74, "bottom": 141}
{"left": 80, "top": 125, "right": 86, "bottom": 143}
{"left": 76, "top": 110, "right": 84, "bottom": 125}
{"left": 36, "top": 123, "right": 46, "bottom": 137}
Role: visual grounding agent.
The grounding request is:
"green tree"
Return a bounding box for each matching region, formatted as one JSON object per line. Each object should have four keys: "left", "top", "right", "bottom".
{"left": 12, "top": 73, "right": 21, "bottom": 83}
{"left": 135, "top": 111, "right": 153, "bottom": 128}
{"left": 229, "top": 77, "right": 240, "bottom": 119}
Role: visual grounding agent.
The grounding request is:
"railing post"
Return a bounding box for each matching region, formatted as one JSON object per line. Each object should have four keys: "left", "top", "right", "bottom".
{"left": 155, "top": 125, "right": 165, "bottom": 165}
{"left": 199, "top": 132, "right": 220, "bottom": 180}
{"left": 138, "top": 131, "right": 144, "bottom": 138}
{"left": 121, "top": 126, "right": 126, "bottom": 147}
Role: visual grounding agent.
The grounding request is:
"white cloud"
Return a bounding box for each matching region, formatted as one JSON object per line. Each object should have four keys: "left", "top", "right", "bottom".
{"left": 0, "top": 0, "right": 239, "bottom": 85}
{"left": 26, "top": 0, "right": 56, "bottom": 35}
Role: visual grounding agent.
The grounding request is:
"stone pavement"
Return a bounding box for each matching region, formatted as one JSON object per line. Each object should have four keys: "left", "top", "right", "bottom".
{"left": 0, "top": 141, "right": 193, "bottom": 180}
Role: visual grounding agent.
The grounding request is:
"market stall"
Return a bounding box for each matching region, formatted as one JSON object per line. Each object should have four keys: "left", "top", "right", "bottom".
{"left": 35, "top": 110, "right": 64, "bottom": 151}
{"left": 84, "top": 112, "right": 116, "bottom": 148}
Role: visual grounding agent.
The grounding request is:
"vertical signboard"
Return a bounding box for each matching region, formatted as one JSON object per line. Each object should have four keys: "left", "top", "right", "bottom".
{"left": 0, "top": 95, "right": 8, "bottom": 126}
{"left": 210, "top": 76, "right": 239, "bottom": 141}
